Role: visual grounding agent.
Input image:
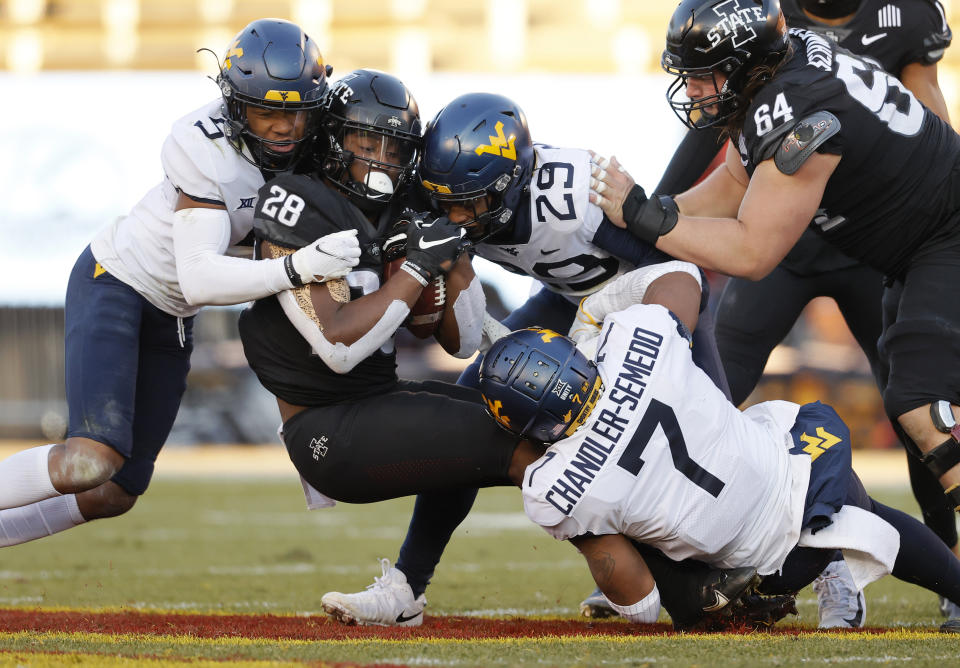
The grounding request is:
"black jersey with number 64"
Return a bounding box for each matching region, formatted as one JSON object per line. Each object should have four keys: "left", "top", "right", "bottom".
{"left": 736, "top": 29, "right": 960, "bottom": 278}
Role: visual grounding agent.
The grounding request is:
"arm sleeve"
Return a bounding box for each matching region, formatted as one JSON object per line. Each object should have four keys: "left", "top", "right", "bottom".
{"left": 592, "top": 218, "right": 673, "bottom": 266}
{"left": 173, "top": 207, "right": 294, "bottom": 306}
{"left": 450, "top": 275, "right": 486, "bottom": 358}
{"left": 655, "top": 126, "right": 726, "bottom": 195}
{"left": 275, "top": 287, "right": 411, "bottom": 375}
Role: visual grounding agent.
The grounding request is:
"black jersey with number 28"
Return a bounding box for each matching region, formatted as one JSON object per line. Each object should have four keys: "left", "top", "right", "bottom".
{"left": 735, "top": 29, "right": 960, "bottom": 278}
{"left": 239, "top": 173, "right": 401, "bottom": 407}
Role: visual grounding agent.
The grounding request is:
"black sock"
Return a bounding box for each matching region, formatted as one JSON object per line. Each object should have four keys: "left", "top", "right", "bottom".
{"left": 870, "top": 497, "right": 960, "bottom": 604}
{"left": 395, "top": 488, "right": 479, "bottom": 598}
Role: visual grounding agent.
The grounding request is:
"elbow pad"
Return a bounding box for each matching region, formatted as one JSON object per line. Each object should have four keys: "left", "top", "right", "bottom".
{"left": 276, "top": 288, "right": 409, "bottom": 374}
{"left": 451, "top": 276, "right": 486, "bottom": 358}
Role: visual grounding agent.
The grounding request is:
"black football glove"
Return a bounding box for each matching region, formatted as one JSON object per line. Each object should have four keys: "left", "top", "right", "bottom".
{"left": 382, "top": 217, "right": 412, "bottom": 263}
{"left": 404, "top": 215, "right": 468, "bottom": 281}
{"left": 622, "top": 184, "right": 679, "bottom": 245}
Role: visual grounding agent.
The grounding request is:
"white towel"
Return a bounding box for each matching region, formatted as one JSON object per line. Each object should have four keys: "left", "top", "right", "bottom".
{"left": 300, "top": 475, "right": 337, "bottom": 510}
{"left": 797, "top": 505, "right": 900, "bottom": 589}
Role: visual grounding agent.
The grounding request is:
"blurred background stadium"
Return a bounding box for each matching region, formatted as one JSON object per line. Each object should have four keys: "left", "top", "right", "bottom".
{"left": 2, "top": 0, "right": 959, "bottom": 449}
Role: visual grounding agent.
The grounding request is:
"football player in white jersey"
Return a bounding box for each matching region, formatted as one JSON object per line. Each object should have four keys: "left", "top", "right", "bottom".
{"left": 0, "top": 19, "right": 359, "bottom": 550}
{"left": 478, "top": 263, "right": 960, "bottom": 632}
{"left": 320, "top": 92, "right": 742, "bottom": 627}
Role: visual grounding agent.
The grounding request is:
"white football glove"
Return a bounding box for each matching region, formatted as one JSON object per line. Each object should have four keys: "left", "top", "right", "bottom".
{"left": 567, "top": 295, "right": 603, "bottom": 344}
{"left": 290, "top": 229, "right": 361, "bottom": 285}
{"left": 479, "top": 312, "right": 511, "bottom": 353}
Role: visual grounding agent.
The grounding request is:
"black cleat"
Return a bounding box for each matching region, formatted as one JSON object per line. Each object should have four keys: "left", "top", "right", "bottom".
{"left": 683, "top": 593, "right": 799, "bottom": 632}
{"left": 698, "top": 566, "right": 761, "bottom": 614}
{"left": 940, "top": 617, "right": 960, "bottom": 633}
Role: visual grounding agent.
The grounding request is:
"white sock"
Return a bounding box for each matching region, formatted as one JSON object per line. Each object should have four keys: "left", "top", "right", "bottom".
{"left": 0, "top": 494, "right": 85, "bottom": 547}
{"left": 0, "top": 444, "right": 59, "bottom": 509}
{"left": 608, "top": 585, "right": 662, "bottom": 623}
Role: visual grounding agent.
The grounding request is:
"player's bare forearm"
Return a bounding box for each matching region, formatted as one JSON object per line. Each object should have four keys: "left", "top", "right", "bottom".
{"left": 261, "top": 240, "right": 422, "bottom": 345}
{"left": 643, "top": 271, "right": 701, "bottom": 333}
{"left": 665, "top": 154, "right": 839, "bottom": 279}
{"left": 673, "top": 145, "right": 747, "bottom": 219}
{"left": 901, "top": 62, "right": 951, "bottom": 126}
{"left": 569, "top": 533, "right": 655, "bottom": 606}
{"left": 310, "top": 272, "right": 424, "bottom": 345}
{"left": 435, "top": 255, "right": 475, "bottom": 355}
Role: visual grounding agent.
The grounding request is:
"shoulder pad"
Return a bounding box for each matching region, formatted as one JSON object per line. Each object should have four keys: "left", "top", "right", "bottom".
{"left": 254, "top": 174, "right": 357, "bottom": 249}
{"left": 773, "top": 111, "right": 841, "bottom": 176}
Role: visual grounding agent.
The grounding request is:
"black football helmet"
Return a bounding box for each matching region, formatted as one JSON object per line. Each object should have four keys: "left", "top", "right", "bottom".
{"left": 418, "top": 93, "right": 534, "bottom": 242}
{"left": 217, "top": 18, "right": 330, "bottom": 172}
{"left": 797, "top": 0, "right": 862, "bottom": 19}
{"left": 662, "top": 0, "right": 789, "bottom": 129}
{"left": 479, "top": 328, "right": 602, "bottom": 444}
{"left": 318, "top": 69, "right": 421, "bottom": 214}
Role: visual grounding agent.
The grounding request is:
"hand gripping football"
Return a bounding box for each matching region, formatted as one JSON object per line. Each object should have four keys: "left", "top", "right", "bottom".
{"left": 382, "top": 218, "right": 447, "bottom": 339}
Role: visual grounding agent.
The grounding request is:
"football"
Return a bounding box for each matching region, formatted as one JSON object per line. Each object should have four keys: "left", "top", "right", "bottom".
{"left": 382, "top": 256, "right": 446, "bottom": 338}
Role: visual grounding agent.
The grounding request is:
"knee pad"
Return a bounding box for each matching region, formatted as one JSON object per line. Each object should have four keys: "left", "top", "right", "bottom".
{"left": 921, "top": 425, "right": 960, "bottom": 511}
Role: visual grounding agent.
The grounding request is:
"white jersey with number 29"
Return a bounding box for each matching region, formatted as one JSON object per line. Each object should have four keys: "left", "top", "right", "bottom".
{"left": 522, "top": 304, "right": 811, "bottom": 576}
{"left": 474, "top": 145, "right": 633, "bottom": 299}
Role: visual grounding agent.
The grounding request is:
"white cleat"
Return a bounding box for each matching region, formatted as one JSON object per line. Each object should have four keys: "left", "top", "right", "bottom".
{"left": 940, "top": 595, "right": 960, "bottom": 619}
{"left": 812, "top": 559, "right": 866, "bottom": 628}
{"left": 321, "top": 558, "right": 426, "bottom": 627}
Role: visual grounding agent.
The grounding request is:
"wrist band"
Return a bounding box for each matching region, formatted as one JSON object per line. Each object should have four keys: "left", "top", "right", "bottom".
{"left": 283, "top": 254, "right": 304, "bottom": 287}
{"left": 401, "top": 260, "right": 431, "bottom": 286}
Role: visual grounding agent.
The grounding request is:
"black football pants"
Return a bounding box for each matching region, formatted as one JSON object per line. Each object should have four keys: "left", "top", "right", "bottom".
{"left": 715, "top": 263, "right": 957, "bottom": 550}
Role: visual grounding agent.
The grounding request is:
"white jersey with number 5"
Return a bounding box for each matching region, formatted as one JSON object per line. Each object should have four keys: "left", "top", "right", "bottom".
{"left": 522, "top": 304, "right": 811, "bottom": 576}
{"left": 474, "top": 145, "right": 633, "bottom": 299}
{"left": 90, "top": 98, "right": 265, "bottom": 317}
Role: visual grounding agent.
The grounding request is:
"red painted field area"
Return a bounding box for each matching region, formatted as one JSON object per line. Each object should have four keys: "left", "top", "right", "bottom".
{"left": 0, "top": 608, "right": 661, "bottom": 639}
{"left": 0, "top": 608, "right": 884, "bottom": 640}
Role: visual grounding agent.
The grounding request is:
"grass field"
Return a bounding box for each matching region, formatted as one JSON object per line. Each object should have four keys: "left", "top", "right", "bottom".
{"left": 0, "top": 451, "right": 958, "bottom": 666}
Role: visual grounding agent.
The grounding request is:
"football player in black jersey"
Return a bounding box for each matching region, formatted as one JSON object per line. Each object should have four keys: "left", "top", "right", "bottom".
{"left": 589, "top": 0, "right": 960, "bottom": 633}
{"left": 649, "top": 0, "right": 958, "bottom": 626}
{"left": 238, "top": 69, "right": 514, "bottom": 627}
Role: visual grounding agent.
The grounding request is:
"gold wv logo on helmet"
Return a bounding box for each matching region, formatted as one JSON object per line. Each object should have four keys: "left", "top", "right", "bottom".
{"left": 265, "top": 90, "right": 302, "bottom": 102}
{"left": 421, "top": 179, "right": 453, "bottom": 194}
{"left": 531, "top": 328, "right": 561, "bottom": 343}
{"left": 484, "top": 397, "right": 511, "bottom": 429}
{"left": 475, "top": 121, "right": 517, "bottom": 160}
{"left": 224, "top": 42, "right": 243, "bottom": 69}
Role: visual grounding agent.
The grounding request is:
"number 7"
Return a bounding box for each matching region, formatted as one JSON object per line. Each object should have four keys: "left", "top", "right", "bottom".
{"left": 616, "top": 399, "right": 725, "bottom": 497}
